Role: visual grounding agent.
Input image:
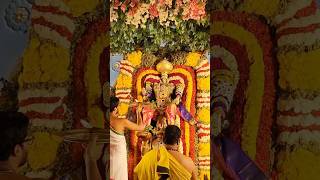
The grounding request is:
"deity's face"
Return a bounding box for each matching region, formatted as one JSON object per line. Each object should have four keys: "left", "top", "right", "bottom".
{"left": 160, "top": 73, "right": 169, "bottom": 84}
{"left": 154, "top": 80, "right": 174, "bottom": 108}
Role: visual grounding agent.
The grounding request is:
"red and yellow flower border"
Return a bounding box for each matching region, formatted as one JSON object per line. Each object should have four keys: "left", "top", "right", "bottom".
{"left": 72, "top": 17, "right": 109, "bottom": 165}
{"left": 114, "top": 51, "right": 210, "bottom": 179}
{"left": 212, "top": 11, "right": 276, "bottom": 173}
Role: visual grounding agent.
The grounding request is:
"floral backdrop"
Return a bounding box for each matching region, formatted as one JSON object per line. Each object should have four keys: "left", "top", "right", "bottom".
{"left": 110, "top": 0, "right": 211, "bottom": 179}
{"left": 110, "top": 0, "right": 209, "bottom": 53}
{"left": 211, "top": 0, "right": 320, "bottom": 179}
{"left": 2, "top": 0, "right": 320, "bottom": 179}
{"left": 114, "top": 51, "right": 210, "bottom": 179}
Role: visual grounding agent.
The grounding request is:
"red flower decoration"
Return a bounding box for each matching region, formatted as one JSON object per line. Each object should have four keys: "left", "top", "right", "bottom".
{"left": 130, "top": 0, "right": 138, "bottom": 7}
{"left": 121, "top": 4, "right": 127, "bottom": 12}
{"left": 159, "top": 0, "right": 165, "bottom": 6}
{"left": 212, "top": 11, "right": 276, "bottom": 173}
{"left": 128, "top": 7, "right": 138, "bottom": 16}
{"left": 183, "top": 1, "right": 206, "bottom": 21}
{"left": 113, "top": 0, "right": 120, "bottom": 9}
{"left": 149, "top": 3, "right": 159, "bottom": 19}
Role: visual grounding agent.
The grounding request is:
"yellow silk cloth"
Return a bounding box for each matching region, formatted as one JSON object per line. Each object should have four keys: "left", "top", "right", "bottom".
{"left": 134, "top": 146, "right": 192, "bottom": 180}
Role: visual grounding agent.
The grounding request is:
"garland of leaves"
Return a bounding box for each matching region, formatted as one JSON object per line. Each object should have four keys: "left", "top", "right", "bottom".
{"left": 110, "top": 0, "right": 209, "bottom": 54}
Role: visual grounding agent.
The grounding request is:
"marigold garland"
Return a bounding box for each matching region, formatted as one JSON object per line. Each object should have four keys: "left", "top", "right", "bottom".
{"left": 127, "top": 50, "right": 143, "bottom": 67}
{"left": 71, "top": 18, "right": 108, "bottom": 173}
{"left": 239, "top": 0, "right": 281, "bottom": 18}
{"left": 171, "top": 66, "right": 197, "bottom": 114}
{"left": 273, "top": 1, "right": 320, "bottom": 179}
{"left": 65, "top": 0, "right": 100, "bottom": 17}
{"left": 117, "top": 102, "right": 130, "bottom": 116}
{"left": 133, "top": 68, "right": 159, "bottom": 101}
{"left": 115, "top": 74, "right": 133, "bottom": 89}
{"left": 115, "top": 51, "right": 210, "bottom": 179}
{"left": 19, "top": 1, "right": 110, "bottom": 178}
{"left": 214, "top": 20, "right": 265, "bottom": 160}
{"left": 27, "top": 132, "right": 62, "bottom": 170}
{"left": 278, "top": 48, "right": 320, "bottom": 91}
{"left": 19, "top": 36, "right": 70, "bottom": 84}
{"left": 197, "top": 108, "right": 210, "bottom": 124}
{"left": 198, "top": 143, "right": 210, "bottom": 157}
{"left": 185, "top": 52, "right": 202, "bottom": 67}
{"left": 276, "top": 148, "right": 320, "bottom": 180}
{"left": 197, "top": 77, "right": 210, "bottom": 91}
{"left": 86, "top": 33, "right": 108, "bottom": 128}
{"left": 213, "top": 11, "right": 276, "bottom": 173}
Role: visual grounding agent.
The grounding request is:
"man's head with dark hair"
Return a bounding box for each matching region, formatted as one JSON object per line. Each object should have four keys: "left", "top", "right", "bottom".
{"left": 110, "top": 95, "right": 119, "bottom": 115}
{"left": 110, "top": 96, "right": 119, "bottom": 112}
{"left": 163, "top": 125, "right": 181, "bottom": 145}
{"left": 0, "top": 111, "right": 30, "bottom": 166}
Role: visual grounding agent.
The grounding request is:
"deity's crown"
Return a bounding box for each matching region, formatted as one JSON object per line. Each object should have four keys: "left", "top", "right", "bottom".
{"left": 156, "top": 59, "right": 173, "bottom": 74}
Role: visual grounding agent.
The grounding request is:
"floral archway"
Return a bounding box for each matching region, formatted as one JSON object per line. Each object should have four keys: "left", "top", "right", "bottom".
{"left": 110, "top": 0, "right": 210, "bottom": 179}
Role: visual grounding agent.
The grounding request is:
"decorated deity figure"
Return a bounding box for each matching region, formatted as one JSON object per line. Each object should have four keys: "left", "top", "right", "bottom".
{"left": 114, "top": 51, "right": 210, "bottom": 178}
{"left": 141, "top": 60, "right": 187, "bottom": 128}
{"left": 135, "top": 59, "right": 197, "bottom": 155}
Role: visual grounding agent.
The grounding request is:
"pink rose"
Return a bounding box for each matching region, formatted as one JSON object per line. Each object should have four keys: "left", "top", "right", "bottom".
{"left": 114, "top": 0, "right": 120, "bottom": 9}
{"left": 121, "top": 4, "right": 126, "bottom": 12}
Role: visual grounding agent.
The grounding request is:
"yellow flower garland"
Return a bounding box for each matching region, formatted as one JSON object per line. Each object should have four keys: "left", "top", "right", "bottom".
{"left": 186, "top": 53, "right": 210, "bottom": 179}
{"left": 64, "top": 0, "right": 100, "bottom": 17}
{"left": 278, "top": 49, "right": 320, "bottom": 91}
{"left": 198, "top": 143, "right": 210, "bottom": 157}
{"left": 115, "top": 74, "right": 133, "bottom": 89}
{"left": 199, "top": 171, "right": 211, "bottom": 180}
{"left": 213, "top": 21, "right": 265, "bottom": 159}
{"left": 127, "top": 50, "right": 142, "bottom": 67}
{"left": 277, "top": 148, "right": 320, "bottom": 180}
{"left": 185, "top": 52, "right": 202, "bottom": 67}
{"left": 118, "top": 102, "right": 129, "bottom": 116}
{"left": 86, "top": 33, "right": 108, "bottom": 128}
{"left": 197, "top": 108, "right": 210, "bottom": 124}
{"left": 28, "top": 132, "right": 62, "bottom": 170}
{"left": 239, "top": 0, "right": 280, "bottom": 18}
{"left": 19, "top": 36, "right": 70, "bottom": 84}
{"left": 197, "top": 77, "right": 210, "bottom": 91}
{"left": 115, "top": 52, "right": 136, "bottom": 118}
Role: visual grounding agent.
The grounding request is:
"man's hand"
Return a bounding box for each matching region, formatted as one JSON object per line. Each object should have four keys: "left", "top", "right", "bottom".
{"left": 83, "top": 135, "right": 104, "bottom": 162}
{"left": 136, "top": 103, "right": 143, "bottom": 113}
{"left": 173, "top": 95, "right": 181, "bottom": 105}
{"left": 83, "top": 134, "right": 104, "bottom": 180}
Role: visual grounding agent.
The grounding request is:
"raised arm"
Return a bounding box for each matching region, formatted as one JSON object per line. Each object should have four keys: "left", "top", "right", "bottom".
{"left": 191, "top": 163, "right": 198, "bottom": 180}
{"left": 84, "top": 135, "right": 103, "bottom": 180}
{"left": 136, "top": 103, "right": 143, "bottom": 125}
{"left": 124, "top": 118, "right": 145, "bottom": 131}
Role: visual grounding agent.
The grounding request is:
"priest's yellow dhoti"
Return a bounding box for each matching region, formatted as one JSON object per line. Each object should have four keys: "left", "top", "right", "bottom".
{"left": 134, "top": 146, "right": 192, "bottom": 180}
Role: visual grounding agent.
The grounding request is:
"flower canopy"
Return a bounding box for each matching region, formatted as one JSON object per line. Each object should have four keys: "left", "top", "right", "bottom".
{"left": 110, "top": 0, "right": 209, "bottom": 54}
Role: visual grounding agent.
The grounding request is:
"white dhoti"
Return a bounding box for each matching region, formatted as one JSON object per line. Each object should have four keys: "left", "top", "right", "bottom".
{"left": 110, "top": 128, "right": 128, "bottom": 180}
